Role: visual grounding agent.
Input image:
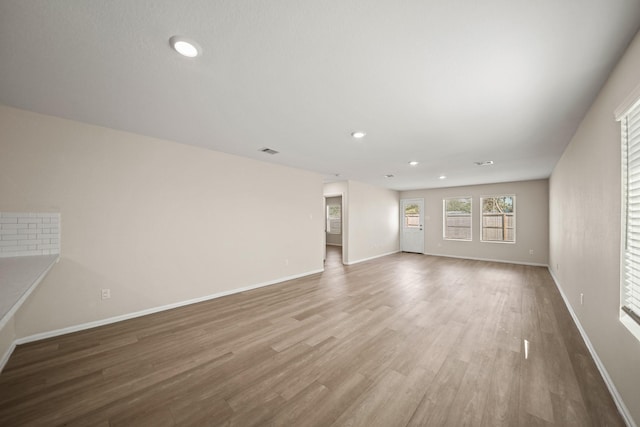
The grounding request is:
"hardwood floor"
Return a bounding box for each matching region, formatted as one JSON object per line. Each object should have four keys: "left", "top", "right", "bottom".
{"left": 0, "top": 247, "right": 624, "bottom": 426}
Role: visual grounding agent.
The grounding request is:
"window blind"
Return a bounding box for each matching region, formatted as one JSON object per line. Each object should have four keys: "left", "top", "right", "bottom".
{"left": 622, "top": 99, "right": 640, "bottom": 326}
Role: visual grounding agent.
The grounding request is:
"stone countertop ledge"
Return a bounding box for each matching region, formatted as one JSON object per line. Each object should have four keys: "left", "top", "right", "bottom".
{"left": 0, "top": 255, "right": 59, "bottom": 330}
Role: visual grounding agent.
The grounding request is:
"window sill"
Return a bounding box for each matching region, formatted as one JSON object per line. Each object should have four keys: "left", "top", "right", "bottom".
{"left": 620, "top": 310, "right": 640, "bottom": 342}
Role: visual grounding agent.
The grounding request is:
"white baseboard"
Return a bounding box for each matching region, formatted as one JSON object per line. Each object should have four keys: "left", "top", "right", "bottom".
{"left": 345, "top": 250, "right": 400, "bottom": 265}
{"left": 5, "top": 261, "right": 632, "bottom": 427}
{"left": 547, "top": 268, "right": 636, "bottom": 427}
{"left": 13, "top": 268, "right": 324, "bottom": 346}
{"left": 423, "top": 252, "right": 548, "bottom": 267}
{"left": 0, "top": 341, "right": 16, "bottom": 373}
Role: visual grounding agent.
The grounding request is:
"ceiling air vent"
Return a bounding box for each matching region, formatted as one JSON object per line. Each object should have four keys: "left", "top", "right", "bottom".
{"left": 259, "top": 147, "right": 279, "bottom": 155}
{"left": 474, "top": 160, "right": 494, "bottom": 166}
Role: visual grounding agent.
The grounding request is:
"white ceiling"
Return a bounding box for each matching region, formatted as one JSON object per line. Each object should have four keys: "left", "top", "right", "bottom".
{"left": 1, "top": 1, "right": 639, "bottom": 190}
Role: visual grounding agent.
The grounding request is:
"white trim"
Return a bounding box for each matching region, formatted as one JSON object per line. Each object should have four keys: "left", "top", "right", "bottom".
{"left": 344, "top": 250, "right": 400, "bottom": 266}
{"left": 480, "top": 194, "right": 516, "bottom": 244}
{"left": 0, "top": 341, "right": 16, "bottom": 373}
{"left": 620, "top": 312, "right": 640, "bottom": 342}
{"left": 548, "top": 268, "right": 636, "bottom": 427}
{"left": 423, "top": 252, "right": 547, "bottom": 267}
{"left": 13, "top": 268, "right": 324, "bottom": 346}
{"left": 619, "top": 102, "right": 640, "bottom": 343}
{"left": 324, "top": 192, "right": 346, "bottom": 264}
{"left": 400, "top": 198, "right": 425, "bottom": 254}
{"left": 443, "top": 196, "right": 473, "bottom": 241}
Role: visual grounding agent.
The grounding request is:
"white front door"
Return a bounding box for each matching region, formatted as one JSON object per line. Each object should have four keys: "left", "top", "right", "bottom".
{"left": 401, "top": 198, "right": 424, "bottom": 253}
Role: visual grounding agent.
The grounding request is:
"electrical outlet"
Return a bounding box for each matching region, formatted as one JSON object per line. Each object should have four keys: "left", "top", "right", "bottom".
{"left": 529, "top": 249, "right": 534, "bottom": 255}
{"left": 101, "top": 288, "right": 111, "bottom": 300}
{"left": 285, "top": 258, "right": 289, "bottom": 266}
{"left": 580, "top": 293, "right": 584, "bottom": 305}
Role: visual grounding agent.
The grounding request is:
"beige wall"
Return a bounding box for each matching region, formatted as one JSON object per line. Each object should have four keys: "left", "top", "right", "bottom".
{"left": 0, "top": 106, "right": 325, "bottom": 342}
{"left": 346, "top": 180, "right": 400, "bottom": 264}
{"left": 549, "top": 31, "right": 640, "bottom": 424}
{"left": 401, "top": 179, "right": 549, "bottom": 265}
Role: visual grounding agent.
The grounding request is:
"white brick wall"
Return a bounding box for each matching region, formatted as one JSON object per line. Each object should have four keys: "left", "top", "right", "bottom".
{"left": 0, "top": 213, "right": 61, "bottom": 257}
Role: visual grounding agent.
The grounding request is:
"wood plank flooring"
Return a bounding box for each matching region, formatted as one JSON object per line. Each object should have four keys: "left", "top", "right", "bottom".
{"left": 0, "top": 247, "right": 624, "bottom": 426}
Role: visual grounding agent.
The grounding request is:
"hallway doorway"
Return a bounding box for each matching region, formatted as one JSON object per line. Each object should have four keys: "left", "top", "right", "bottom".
{"left": 324, "top": 245, "right": 343, "bottom": 269}
{"left": 325, "top": 194, "right": 344, "bottom": 264}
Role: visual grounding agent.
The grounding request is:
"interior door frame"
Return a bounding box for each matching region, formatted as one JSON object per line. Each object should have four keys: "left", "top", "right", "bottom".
{"left": 324, "top": 193, "right": 346, "bottom": 264}
{"left": 400, "top": 198, "right": 425, "bottom": 254}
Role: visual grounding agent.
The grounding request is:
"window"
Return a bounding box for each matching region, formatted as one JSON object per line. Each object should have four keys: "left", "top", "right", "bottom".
{"left": 443, "top": 197, "right": 472, "bottom": 240}
{"left": 481, "top": 195, "right": 515, "bottom": 243}
{"left": 326, "top": 204, "right": 341, "bottom": 234}
{"left": 404, "top": 203, "right": 420, "bottom": 228}
{"left": 620, "top": 96, "right": 640, "bottom": 338}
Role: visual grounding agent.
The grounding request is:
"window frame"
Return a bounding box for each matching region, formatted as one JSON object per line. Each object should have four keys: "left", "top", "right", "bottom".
{"left": 326, "top": 204, "right": 341, "bottom": 235}
{"left": 403, "top": 202, "right": 422, "bottom": 229}
{"left": 619, "top": 94, "right": 640, "bottom": 341}
{"left": 480, "top": 194, "right": 516, "bottom": 244}
{"left": 442, "top": 196, "right": 472, "bottom": 241}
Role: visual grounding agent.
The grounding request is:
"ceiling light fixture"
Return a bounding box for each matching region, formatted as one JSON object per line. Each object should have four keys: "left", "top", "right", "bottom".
{"left": 169, "top": 36, "right": 201, "bottom": 58}
{"left": 351, "top": 131, "right": 366, "bottom": 139}
{"left": 408, "top": 161, "right": 419, "bottom": 166}
{"left": 474, "top": 160, "right": 494, "bottom": 166}
{"left": 439, "top": 175, "right": 447, "bottom": 180}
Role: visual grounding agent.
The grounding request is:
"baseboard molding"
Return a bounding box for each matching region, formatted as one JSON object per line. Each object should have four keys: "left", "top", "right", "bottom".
{"left": 423, "top": 252, "right": 548, "bottom": 267}
{"left": 13, "top": 268, "right": 324, "bottom": 346}
{"left": 547, "top": 268, "right": 636, "bottom": 427}
{"left": 325, "top": 243, "right": 342, "bottom": 247}
{"left": 3, "top": 258, "right": 634, "bottom": 427}
{"left": 344, "top": 250, "right": 400, "bottom": 266}
{"left": 0, "top": 341, "right": 16, "bottom": 373}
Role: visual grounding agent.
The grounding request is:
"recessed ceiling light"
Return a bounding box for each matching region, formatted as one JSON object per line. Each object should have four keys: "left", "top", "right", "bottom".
{"left": 474, "top": 160, "right": 494, "bottom": 166}
{"left": 408, "top": 161, "right": 419, "bottom": 166}
{"left": 169, "top": 36, "right": 201, "bottom": 58}
{"left": 439, "top": 175, "right": 447, "bottom": 180}
{"left": 351, "top": 131, "right": 366, "bottom": 139}
{"left": 384, "top": 174, "right": 394, "bottom": 178}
